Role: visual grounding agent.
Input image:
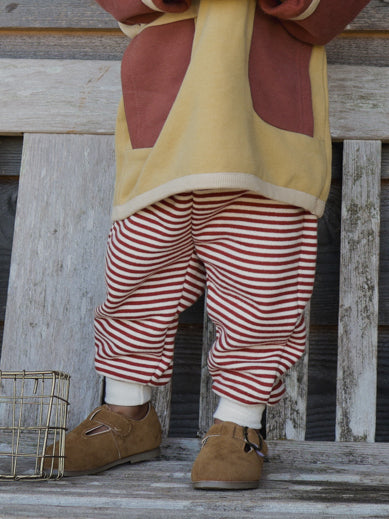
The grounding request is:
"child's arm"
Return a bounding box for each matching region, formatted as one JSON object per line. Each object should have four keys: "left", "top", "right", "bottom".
{"left": 94, "top": 0, "right": 191, "bottom": 25}
{"left": 257, "top": 0, "right": 371, "bottom": 45}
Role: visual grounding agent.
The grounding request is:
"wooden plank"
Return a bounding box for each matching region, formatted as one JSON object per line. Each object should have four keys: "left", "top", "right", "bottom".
{"left": 0, "top": 133, "right": 115, "bottom": 430}
{"left": 0, "top": 0, "right": 115, "bottom": 29}
{"left": 327, "top": 35, "right": 389, "bottom": 67}
{"left": 328, "top": 65, "right": 389, "bottom": 141}
{"left": 0, "top": 0, "right": 386, "bottom": 30}
{"left": 306, "top": 145, "right": 389, "bottom": 442}
{"left": 1, "top": 32, "right": 388, "bottom": 67}
{"left": 0, "top": 30, "right": 128, "bottom": 62}
{"left": 0, "top": 59, "right": 121, "bottom": 135}
{"left": 347, "top": 0, "right": 389, "bottom": 31}
{"left": 266, "top": 307, "right": 310, "bottom": 441}
{"left": 151, "top": 385, "right": 172, "bottom": 438}
{"left": 165, "top": 437, "right": 389, "bottom": 465}
{"left": 0, "top": 440, "right": 388, "bottom": 518}
{"left": 1, "top": 59, "right": 388, "bottom": 140}
{"left": 336, "top": 140, "right": 382, "bottom": 442}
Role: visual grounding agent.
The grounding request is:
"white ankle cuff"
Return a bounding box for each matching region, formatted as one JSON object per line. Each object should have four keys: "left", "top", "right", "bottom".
{"left": 213, "top": 397, "right": 266, "bottom": 429}
{"left": 104, "top": 377, "right": 152, "bottom": 406}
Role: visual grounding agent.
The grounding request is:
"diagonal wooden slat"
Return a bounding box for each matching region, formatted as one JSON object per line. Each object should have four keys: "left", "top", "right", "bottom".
{"left": 336, "top": 140, "right": 382, "bottom": 442}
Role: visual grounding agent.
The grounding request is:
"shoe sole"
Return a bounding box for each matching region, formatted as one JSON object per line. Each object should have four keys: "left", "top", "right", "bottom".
{"left": 192, "top": 480, "right": 259, "bottom": 490}
{"left": 62, "top": 447, "right": 161, "bottom": 477}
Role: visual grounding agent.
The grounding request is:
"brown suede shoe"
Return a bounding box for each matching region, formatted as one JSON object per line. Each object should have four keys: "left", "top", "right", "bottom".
{"left": 44, "top": 403, "right": 162, "bottom": 476}
{"left": 191, "top": 421, "right": 268, "bottom": 490}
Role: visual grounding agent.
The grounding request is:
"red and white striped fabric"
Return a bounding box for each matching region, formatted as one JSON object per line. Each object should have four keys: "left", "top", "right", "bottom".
{"left": 94, "top": 190, "right": 317, "bottom": 406}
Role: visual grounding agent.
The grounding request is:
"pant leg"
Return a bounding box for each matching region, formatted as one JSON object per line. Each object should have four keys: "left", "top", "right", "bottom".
{"left": 94, "top": 193, "right": 206, "bottom": 388}
{"left": 192, "top": 190, "right": 317, "bottom": 406}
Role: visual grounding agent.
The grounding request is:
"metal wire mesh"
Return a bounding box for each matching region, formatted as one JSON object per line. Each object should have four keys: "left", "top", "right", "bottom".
{"left": 0, "top": 370, "right": 70, "bottom": 480}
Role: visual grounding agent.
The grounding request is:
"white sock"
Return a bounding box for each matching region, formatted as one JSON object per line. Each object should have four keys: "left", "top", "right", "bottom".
{"left": 213, "top": 397, "right": 266, "bottom": 429}
{"left": 104, "top": 377, "right": 152, "bottom": 406}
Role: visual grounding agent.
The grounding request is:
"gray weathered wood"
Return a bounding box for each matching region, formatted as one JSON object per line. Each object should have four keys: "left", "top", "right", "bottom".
{"left": 0, "top": 439, "right": 388, "bottom": 518}
{"left": 0, "top": 133, "right": 115, "bottom": 430}
{"left": 336, "top": 140, "right": 382, "bottom": 442}
{"left": 266, "top": 306, "right": 311, "bottom": 440}
{"left": 151, "top": 384, "right": 172, "bottom": 438}
{"left": 346, "top": 0, "right": 389, "bottom": 31}
{"left": 328, "top": 65, "right": 389, "bottom": 141}
{"left": 0, "top": 59, "right": 388, "bottom": 141}
{"left": 2, "top": 34, "right": 389, "bottom": 67}
{"left": 0, "top": 0, "right": 386, "bottom": 30}
{"left": 326, "top": 36, "right": 389, "bottom": 67}
{"left": 0, "top": 59, "right": 121, "bottom": 135}
{"left": 0, "top": 0, "right": 115, "bottom": 29}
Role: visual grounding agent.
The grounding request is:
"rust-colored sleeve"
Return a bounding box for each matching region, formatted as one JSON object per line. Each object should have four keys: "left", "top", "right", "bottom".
{"left": 94, "top": 0, "right": 190, "bottom": 25}
{"left": 257, "top": 0, "right": 371, "bottom": 45}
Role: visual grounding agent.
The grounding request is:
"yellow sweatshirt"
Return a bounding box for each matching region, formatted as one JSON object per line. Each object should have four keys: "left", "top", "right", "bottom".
{"left": 95, "top": 0, "right": 371, "bottom": 220}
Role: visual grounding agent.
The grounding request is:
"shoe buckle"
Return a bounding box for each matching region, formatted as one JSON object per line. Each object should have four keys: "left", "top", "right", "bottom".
{"left": 243, "top": 427, "right": 266, "bottom": 459}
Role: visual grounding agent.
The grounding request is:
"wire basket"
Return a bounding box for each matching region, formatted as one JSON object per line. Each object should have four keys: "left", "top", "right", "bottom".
{"left": 0, "top": 370, "right": 70, "bottom": 480}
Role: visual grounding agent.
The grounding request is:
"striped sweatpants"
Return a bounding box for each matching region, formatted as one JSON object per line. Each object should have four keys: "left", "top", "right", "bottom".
{"left": 94, "top": 190, "right": 317, "bottom": 407}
